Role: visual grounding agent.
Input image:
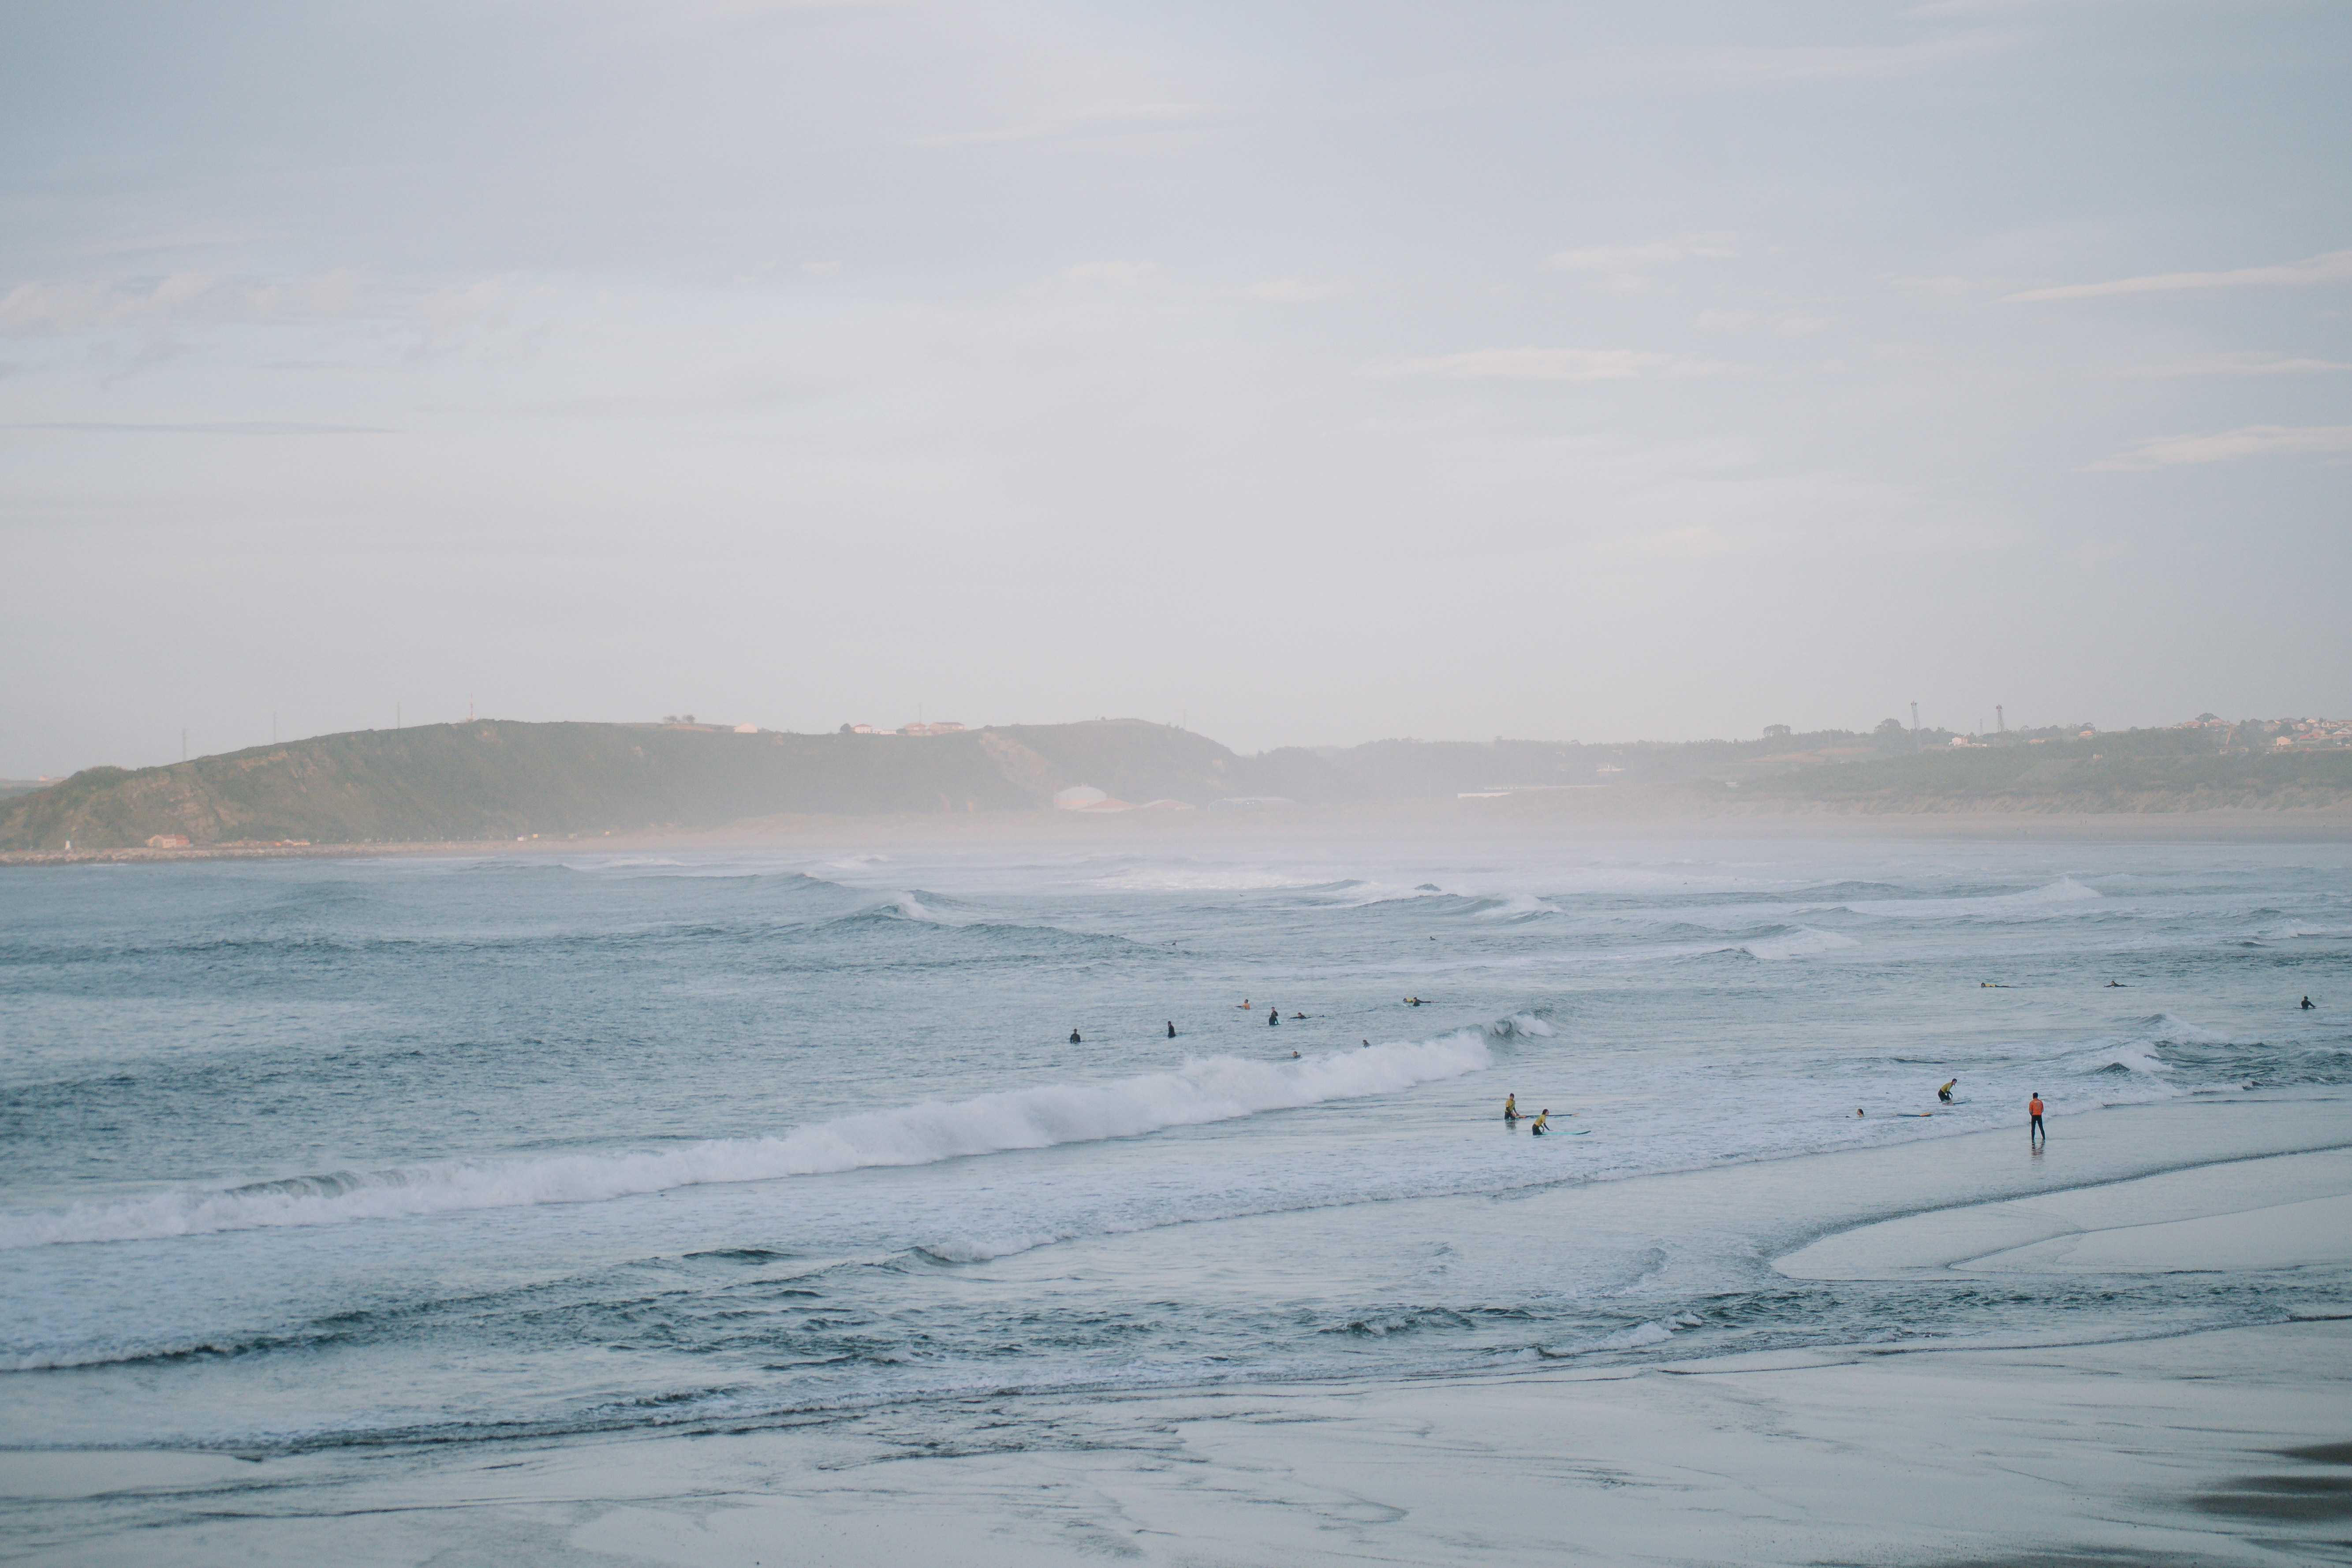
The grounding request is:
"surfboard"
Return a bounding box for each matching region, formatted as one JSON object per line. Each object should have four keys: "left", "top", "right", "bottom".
{"left": 1897, "top": 1111, "right": 1934, "bottom": 1118}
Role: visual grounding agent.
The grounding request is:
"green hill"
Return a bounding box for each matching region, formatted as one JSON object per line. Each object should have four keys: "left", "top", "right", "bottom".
{"left": 6, "top": 718, "right": 2346, "bottom": 852}
{"left": 0, "top": 721, "right": 1308, "bottom": 851}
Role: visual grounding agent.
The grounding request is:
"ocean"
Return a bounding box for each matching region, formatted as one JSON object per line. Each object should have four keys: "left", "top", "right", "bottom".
{"left": 2, "top": 829, "right": 2347, "bottom": 1480}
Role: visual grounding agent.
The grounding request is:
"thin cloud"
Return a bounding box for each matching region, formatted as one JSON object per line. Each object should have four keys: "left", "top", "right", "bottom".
{"left": 2087, "top": 424, "right": 2352, "bottom": 470}
{"left": 2124, "top": 351, "right": 2352, "bottom": 378}
{"left": 1693, "top": 309, "right": 1829, "bottom": 337}
{"left": 907, "top": 101, "right": 1232, "bottom": 149}
{"left": 1231, "top": 278, "right": 1349, "bottom": 304}
{"left": 1060, "top": 261, "right": 1161, "bottom": 289}
{"left": 1691, "top": 33, "right": 2010, "bottom": 81}
{"left": 2005, "top": 248, "right": 2352, "bottom": 303}
{"left": 1369, "top": 347, "right": 1734, "bottom": 381}
{"left": 0, "top": 272, "right": 367, "bottom": 335}
{"left": 1548, "top": 234, "right": 1737, "bottom": 272}
{"left": 1, "top": 421, "right": 396, "bottom": 435}
{"left": 1546, "top": 234, "right": 1738, "bottom": 293}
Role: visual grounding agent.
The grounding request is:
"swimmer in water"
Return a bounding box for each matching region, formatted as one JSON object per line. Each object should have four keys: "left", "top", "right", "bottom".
{"left": 1239, "top": 999, "right": 1251, "bottom": 1009}
{"left": 1292, "top": 1050, "right": 1300, "bottom": 1059}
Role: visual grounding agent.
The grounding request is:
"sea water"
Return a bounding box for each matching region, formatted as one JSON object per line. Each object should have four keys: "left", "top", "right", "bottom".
{"left": 1, "top": 832, "right": 2346, "bottom": 1459}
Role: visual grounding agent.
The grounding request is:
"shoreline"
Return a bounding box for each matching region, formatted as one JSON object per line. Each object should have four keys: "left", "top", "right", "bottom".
{"left": 7, "top": 802, "right": 2352, "bottom": 867}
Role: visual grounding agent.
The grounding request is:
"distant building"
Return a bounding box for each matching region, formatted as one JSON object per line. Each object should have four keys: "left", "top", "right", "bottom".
{"left": 897, "top": 722, "right": 967, "bottom": 736}
{"left": 733, "top": 723, "right": 759, "bottom": 734}
{"left": 1053, "top": 785, "right": 1110, "bottom": 809}
{"left": 145, "top": 833, "right": 191, "bottom": 848}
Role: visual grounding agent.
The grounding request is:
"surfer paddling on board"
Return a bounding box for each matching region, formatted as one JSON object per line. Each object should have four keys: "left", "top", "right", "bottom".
{"left": 1938, "top": 1079, "right": 1958, "bottom": 1104}
{"left": 1404, "top": 996, "right": 1427, "bottom": 1006}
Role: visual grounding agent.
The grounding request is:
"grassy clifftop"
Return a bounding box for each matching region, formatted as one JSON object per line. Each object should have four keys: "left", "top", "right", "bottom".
{"left": 0, "top": 721, "right": 1268, "bottom": 850}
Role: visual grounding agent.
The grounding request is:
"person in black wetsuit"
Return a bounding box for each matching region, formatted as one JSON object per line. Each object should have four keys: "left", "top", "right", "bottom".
{"left": 1269, "top": 1009, "right": 1280, "bottom": 1027}
{"left": 1070, "top": 1028, "right": 1081, "bottom": 1044}
{"left": 2304, "top": 996, "right": 2317, "bottom": 1010}
{"left": 1167, "top": 1021, "right": 1176, "bottom": 1038}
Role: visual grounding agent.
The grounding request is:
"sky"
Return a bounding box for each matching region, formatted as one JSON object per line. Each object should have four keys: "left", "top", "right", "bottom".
{"left": 2, "top": 0, "right": 2347, "bottom": 773}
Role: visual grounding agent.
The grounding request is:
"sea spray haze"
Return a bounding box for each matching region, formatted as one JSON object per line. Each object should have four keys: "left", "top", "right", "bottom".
{"left": 0, "top": 832, "right": 2346, "bottom": 1450}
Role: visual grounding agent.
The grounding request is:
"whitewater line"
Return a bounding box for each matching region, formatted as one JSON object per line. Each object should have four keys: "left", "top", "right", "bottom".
{"left": 0, "top": 1019, "right": 1545, "bottom": 1250}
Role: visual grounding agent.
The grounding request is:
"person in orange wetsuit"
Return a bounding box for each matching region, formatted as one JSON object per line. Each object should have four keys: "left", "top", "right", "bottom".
{"left": 2028, "top": 1093, "right": 2045, "bottom": 1145}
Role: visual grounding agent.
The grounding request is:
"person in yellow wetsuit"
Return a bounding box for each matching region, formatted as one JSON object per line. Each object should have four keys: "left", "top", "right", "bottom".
{"left": 1529, "top": 1110, "right": 1551, "bottom": 1135}
{"left": 1503, "top": 1094, "right": 1520, "bottom": 1123}
{"left": 1938, "top": 1078, "right": 1958, "bottom": 1103}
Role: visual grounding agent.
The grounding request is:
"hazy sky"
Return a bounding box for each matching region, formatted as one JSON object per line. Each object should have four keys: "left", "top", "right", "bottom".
{"left": 4, "top": 0, "right": 2347, "bottom": 773}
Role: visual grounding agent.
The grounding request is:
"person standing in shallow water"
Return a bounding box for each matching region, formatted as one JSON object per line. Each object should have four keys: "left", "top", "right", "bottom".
{"left": 1070, "top": 1028, "right": 1081, "bottom": 1045}
{"left": 1268, "top": 1009, "right": 1279, "bottom": 1027}
{"left": 1167, "top": 1021, "right": 1176, "bottom": 1038}
{"left": 2028, "top": 1092, "right": 2045, "bottom": 1145}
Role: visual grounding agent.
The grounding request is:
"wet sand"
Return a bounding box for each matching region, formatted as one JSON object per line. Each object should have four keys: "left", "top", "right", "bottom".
{"left": 7, "top": 1100, "right": 2347, "bottom": 1567}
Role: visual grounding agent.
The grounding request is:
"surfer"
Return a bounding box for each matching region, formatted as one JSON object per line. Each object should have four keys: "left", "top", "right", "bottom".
{"left": 2106, "top": 980, "right": 2126, "bottom": 988}
{"left": 1529, "top": 1110, "right": 1550, "bottom": 1135}
{"left": 1362, "top": 1039, "right": 1370, "bottom": 1048}
{"left": 1238, "top": 999, "right": 1251, "bottom": 1009}
{"left": 1290, "top": 1011, "right": 1306, "bottom": 1019}
{"left": 1855, "top": 1108, "right": 1865, "bottom": 1117}
{"left": 1070, "top": 1028, "right": 1081, "bottom": 1044}
{"left": 1167, "top": 1021, "right": 1176, "bottom": 1038}
{"left": 1268, "top": 1009, "right": 1280, "bottom": 1027}
{"left": 1503, "top": 1094, "right": 1520, "bottom": 1123}
{"left": 2304, "top": 996, "right": 2316, "bottom": 1010}
{"left": 2028, "top": 1093, "right": 2045, "bottom": 1145}
{"left": 1404, "top": 996, "right": 1426, "bottom": 1006}
{"left": 1938, "top": 1078, "right": 1957, "bottom": 1104}
{"left": 1291, "top": 1050, "right": 1300, "bottom": 1059}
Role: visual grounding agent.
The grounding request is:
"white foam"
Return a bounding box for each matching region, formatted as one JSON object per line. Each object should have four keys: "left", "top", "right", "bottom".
{"left": 1739, "top": 926, "right": 1860, "bottom": 961}
{"left": 0, "top": 1028, "right": 1516, "bottom": 1250}
{"left": 1847, "top": 877, "right": 2102, "bottom": 920}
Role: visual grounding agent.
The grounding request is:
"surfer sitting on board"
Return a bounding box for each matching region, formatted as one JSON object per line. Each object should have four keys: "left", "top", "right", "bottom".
{"left": 1938, "top": 1078, "right": 1957, "bottom": 1104}
{"left": 1529, "top": 1110, "right": 1550, "bottom": 1135}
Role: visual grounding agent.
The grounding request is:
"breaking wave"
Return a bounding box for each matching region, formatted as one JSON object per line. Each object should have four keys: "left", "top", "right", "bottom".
{"left": 0, "top": 1021, "right": 1541, "bottom": 1251}
{"left": 1845, "top": 877, "right": 2103, "bottom": 920}
{"left": 1738, "top": 926, "right": 1861, "bottom": 962}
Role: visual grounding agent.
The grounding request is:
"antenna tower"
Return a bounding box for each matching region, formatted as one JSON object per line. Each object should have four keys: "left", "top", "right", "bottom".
{"left": 1996, "top": 704, "right": 2005, "bottom": 734}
